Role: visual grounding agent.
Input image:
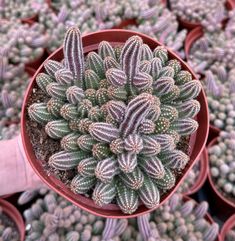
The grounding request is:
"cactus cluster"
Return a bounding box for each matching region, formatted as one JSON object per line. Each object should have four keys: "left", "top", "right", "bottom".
{"left": 38, "top": 0, "right": 151, "bottom": 53}
{"left": 21, "top": 188, "right": 128, "bottom": 241}
{"left": 128, "top": 3, "right": 187, "bottom": 58}
{"left": 226, "top": 227, "right": 235, "bottom": 241}
{"left": 0, "top": 205, "right": 20, "bottom": 241}
{"left": 0, "top": 20, "right": 47, "bottom": 65}
{"left": 209, "top": 131, "right": 235, "bottom": 201}
{"left": 177, "top": 159, "right": 200, "bottom": 194}
{"left": 138, "top": 193, "right": 219, "bottom": 241}
{"left": 0, "top": 0, "right": 46, "bottom": 20}
{"left": 28, "top": 26, "right": 201, "bottom": 214}
{"left": 0, "top": 54, "right": 33, "bottom": 139}
{"left": 188, "top": 11, "right": 235, "bottom": 76}
{"left": 169, "top": 0, "right": 227, "bottom": 32}
{"left": 204, "top": 69, "right": 235, "bottom": 131}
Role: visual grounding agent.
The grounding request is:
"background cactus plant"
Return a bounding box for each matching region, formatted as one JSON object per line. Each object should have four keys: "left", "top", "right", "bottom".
{"left": 0, "top": 20, "right": 46, "bottom": 65}
{"left": 209, "top": 131, "right": 235, "bottom": 202}
{"left": 169, "top": 0, "right": 228, "bottom": 32}
{"left": 0, "top": 0, "right": 46, "bottom": 20}
{"left": 204, "top": 69, "right": 235, "bottom": 131}
{"left": 177, "top": 159, "right": 200, "bottom": 194}
{"left": 128, "top": 3, "right": 187, "bottom": 58}
{"left": 27, "top": 26, "right": 201, "bottom": 214}
{"left": 19, "top": 188, "right": 132, "bottom": 241}
{"left": 226, "top": 228, "right": 235, "bottom": 241}
{"left": 188, "top": 10, "right": 235, "bottom": 76}
{"left": 0, "top": 205, "right": 20, "bottom": 241}
{"left": 138, "top": 193, "right": 219, "bottom": 241}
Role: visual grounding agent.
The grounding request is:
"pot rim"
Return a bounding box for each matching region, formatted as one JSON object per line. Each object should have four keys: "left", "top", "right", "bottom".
{"left": 207, "top": 137, "right": 235, "bottom": 209}
{"left": 0, "top": 199, "right": 25, "bottom": 241}
{"left": 21, "top": 29, "right": 209, "bottom": 218}
{"left": 220, "top": 214, "right": 235, "bottom": 240}
{"left": 183, "top": 147, "right": 208, "bottom": 196}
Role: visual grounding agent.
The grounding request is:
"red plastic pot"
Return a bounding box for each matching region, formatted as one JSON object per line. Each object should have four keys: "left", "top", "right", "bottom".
{"left": 25, "top": 49, "right": 47, "bottom": 70}
{"left": 0, "top": 199, "right": 25, "bottom": 241}
{"left": 185, "top": 27, "right": 204, "bottom": 62}
{"left": 176, "top": 0, "right": 235, "bottom": 31}
{"left": 207, "top": 125, "right": 220, "bottom": 146}
{"left": 21, "top": 29, "right": 209, "bottom": 218}
{"left": 183, "top": 196, "right": 222, "bottom": 241}
{"left": 207, "top": 138, "right": 235, "bottom": 220}
{"left": 183, "top": 148, "right": 208, "bottom": 196}
{"left": 112, "top": 19, "right": 137, "bottom": 29}
{"left": 221, "top": 214, "right": 235, "bottom": 241}
{"left": 21, "top": 14, "right": 38, "bottom": 25}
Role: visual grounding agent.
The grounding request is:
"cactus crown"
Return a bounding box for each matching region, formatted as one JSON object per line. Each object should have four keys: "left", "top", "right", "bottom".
{"left": 28, "top": 26, "right": 201, "bottom": 214}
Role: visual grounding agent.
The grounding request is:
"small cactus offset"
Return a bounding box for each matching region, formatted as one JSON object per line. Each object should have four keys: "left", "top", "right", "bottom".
{"left": 28, "top": 26, "right": 201, "bottom": 214}
{"left": 209, "top": 131, "right": 235, "bottom": 202}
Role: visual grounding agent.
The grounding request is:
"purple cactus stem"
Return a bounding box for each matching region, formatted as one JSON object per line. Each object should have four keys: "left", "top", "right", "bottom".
{"left": 205, "top": 71, "right": 220, "bottom": 96}
{"left": 64, "top": 27, "right": 84, "bottom": 86}
{"left": 137, "top": 214, "right": 151, "bottom": 241}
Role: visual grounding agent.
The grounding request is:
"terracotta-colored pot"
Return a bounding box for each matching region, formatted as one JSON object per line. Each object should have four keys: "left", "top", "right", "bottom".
{"left": 21, "top": 29, "right": 209, "bottom": 218}
{"left": 207, "top": 138, "right": 235, "bottom": 220}
{"left": 0, "top": 199, "right": 25, "bottom": 241}
{"left": 175, "top": 0, "right": 235, "bottom": 31}
{"left": 25, "top": 49, "right": 47, "bottom": 70}
{"left": 220, "top": 214, "right": 235, "bottom": 241}
{"left": 183, "top": 195, "right": 222, "bottom": 241}
{"left": 185, "top": 27, "right": 204, "bottom": 61}
{"left": 112, "top": 19, "right": 137, "bottom": 29}
{"left": 207, "top": 125, "right": 220, "bottom": 146}
{"left": 183, "top": 148, "right": 208, "bottom": 196}
{"left": 21, "top": 14, "right": 38, "bottom": 25}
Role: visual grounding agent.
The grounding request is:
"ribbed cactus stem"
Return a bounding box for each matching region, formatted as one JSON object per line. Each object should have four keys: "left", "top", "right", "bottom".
{"left": 44, "top": 60, "right": 64, "bottom": 77}
{"left": 120, "top": 93, "right": 155, "bottom": 137}
{"left": 138, "top": 175, "right": 160, "bottom": 209}
{"left": 71, "top": 174, "right": 96, "bottom": 194}
{"left": 55, "top": 69, "right": 74, "bottom": 85}
{"left": 92, "top": 182, "right": 116, "bottom": 206}
{"left": 98, "top": 41, "right": 116, "bottom": 60}
{"left": 89, "top": 122, "right": 120, "bottom": 143}
{"left": 160, "top": 150, "right": 189, "bottom": 170}
{"left": 49, "top": 151, "right": 89, "bottom": 171}
{"left": 120, "top": 35, "right": 143, "bottom": 95}
{"left": 45, "top": 120, "right": 71, "bottom": 139}
{"left": 95, "top": 157, "right": 118, "bottom": 183}
{"left": 28, "top": 103, "right": 54, "bottom": 124}
{"left": 36, "top": 73, "right": 54, "bottom": 93}
{"left": 116, "top": 182, "right": 138, "bottom": 214}
{"left": 137, "top": 214, "right": 151, "bottom": 241}
{"left": 139, "top": 156, "right": 165, "bottom": 179}
{"left": 64, "top": 27, "right": 84, "bottom": 86}
{"left": 106, "top": 68, "right": 127, "bottom": 87}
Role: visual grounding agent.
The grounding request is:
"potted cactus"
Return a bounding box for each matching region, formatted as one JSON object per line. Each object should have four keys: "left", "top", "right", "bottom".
{"left": 169, "top": 0, "right": 234, "bottom": 31}
{"left": 21, "top": 27, "right": 208, "bottom": 217}
{"left": 207, "top": 132, "right": 235, "bottom": 220}
{"left": 221, "top": 214, "right": 235, "bottom": 241}
{"left": 137, "top": 194, "right": 221, "bottom": 241}
{"left": 0, "top": 198, "right": 25, "bottom": 241}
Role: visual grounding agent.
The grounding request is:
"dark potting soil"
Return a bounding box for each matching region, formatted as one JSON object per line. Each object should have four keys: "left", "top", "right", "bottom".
{"left": 0, "top": 211, "right": 20, "bottom": 241}
{"left": 26, "top": 85, "right": 191, "bottom": 203}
